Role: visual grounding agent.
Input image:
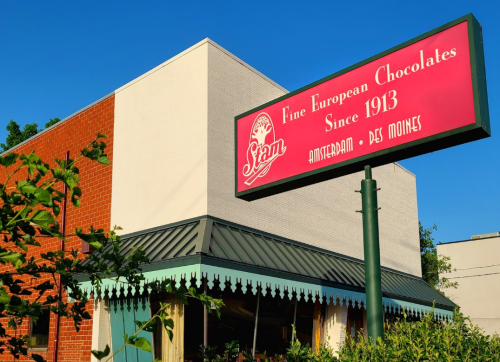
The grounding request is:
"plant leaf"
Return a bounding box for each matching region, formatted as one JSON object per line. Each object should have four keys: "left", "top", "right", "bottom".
{"left": 34, "top": 187, "right": 51, "bottom": 204}
{"left": 97, "top": 156, "right": 110, "bottom": 165}
{"left": 128, "top": 337, "right": 152, "bottom": 352}
{"left": 0, "top": 153, "right": 19, "bottom": 167}
{"left": 0, "top": 251, "right": 25, "bottom": 266}
{"left": 91, "top": 345, "right": 110, "bottom": 360}
{"left": 0, "top": 287, "right": 11, "bottom": 304}
{"left": 31, "top": 210, "right": 55, "bottom": 227}
{"left": 31, "top": 354, "right": 45, "bottom": 362}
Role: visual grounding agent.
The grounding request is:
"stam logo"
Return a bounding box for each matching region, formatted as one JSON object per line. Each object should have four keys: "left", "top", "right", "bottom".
{"left": 242, "top": 113, "right": 286, "bottom": 186}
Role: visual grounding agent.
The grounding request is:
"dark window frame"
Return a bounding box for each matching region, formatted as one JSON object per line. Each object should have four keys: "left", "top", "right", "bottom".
{"left": 29, "top": 308, "right": 50, "bottom": 348}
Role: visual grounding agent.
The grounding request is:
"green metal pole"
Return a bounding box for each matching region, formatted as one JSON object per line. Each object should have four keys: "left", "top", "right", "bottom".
{"left": 360, "top": 165, "right": 384, "bottom": 342}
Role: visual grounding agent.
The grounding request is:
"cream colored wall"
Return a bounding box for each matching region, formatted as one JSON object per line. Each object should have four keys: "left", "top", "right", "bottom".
{"left": 324, "top": 304, "right": 348, "bottom": 355}
{"left": 438, "top": 237, "right": 500, "bottom": 335}
{"left": 91, "top": 298, "right": 112, "bottom": 362}
{"left": 110, "top": 38, "right": 421, "bottom": 275}
{"left": 111, "top": 40, "right": 209, "bottom": 234}
{"left": 206, "top": 41, "right": 421, "bottom": 277}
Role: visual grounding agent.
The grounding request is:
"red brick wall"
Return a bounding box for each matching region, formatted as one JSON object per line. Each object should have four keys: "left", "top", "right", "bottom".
{"left": 0, "top": 95, "right": 115, "bottom": 362}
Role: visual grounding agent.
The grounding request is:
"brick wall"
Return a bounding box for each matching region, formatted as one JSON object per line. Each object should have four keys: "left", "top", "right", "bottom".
{"left": 0, "top": 95, "right": 115, "bottom": 362}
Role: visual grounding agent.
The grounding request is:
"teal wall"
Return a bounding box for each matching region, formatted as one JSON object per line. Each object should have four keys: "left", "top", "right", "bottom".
{"left": 109, "top": 296, "right": 154, "bottom": 362}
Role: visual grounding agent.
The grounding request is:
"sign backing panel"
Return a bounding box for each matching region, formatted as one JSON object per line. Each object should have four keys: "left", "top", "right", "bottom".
{"left": 235, "top": 14, "right": 490, "bottom": 201}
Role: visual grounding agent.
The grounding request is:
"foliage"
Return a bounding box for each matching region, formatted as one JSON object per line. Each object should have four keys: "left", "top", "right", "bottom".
{"left": 1, "top": 118, "right": 61, "bottom": 152}
{"left": 0, "top": 134, "right": 222, "bottom": 362}
{"left": 199, "top": 328, "right": 336, "bottom": 362}
{"left": 420, "top": 222, "right": 458, "bottom": 290}
{"left": 44, "top": 117, "right": 61, "bottom": 129}
{"left": 199, "top": 344, "right": 220, "bottom": 362}
{"left": 242, "top": 350, "right": 285, "bottom": 362}
{"left": 286, "top": 332, "right": 336, "bottom": 362}
{"left": 1, "top": 120, "right": 39, "bottom": 152}
{"left": 204, "top": 311, "right": 500, "bottom": 362}
{"left": 222, "top": 339, "right": 241, "bottom": 362}
{"left": 338, "top": 309, "right": 500, "bottom": 362}
{"left": 199, "top": 340, "right": 243, "bottom": 362}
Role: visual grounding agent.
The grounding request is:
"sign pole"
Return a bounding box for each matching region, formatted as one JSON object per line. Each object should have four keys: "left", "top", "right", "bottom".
{"left": 360, "top": 165, "right": 384, "bottom": 342}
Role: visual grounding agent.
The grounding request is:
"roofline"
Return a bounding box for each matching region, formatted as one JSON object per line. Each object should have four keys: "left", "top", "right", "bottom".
{"left": 122, "top": 254, "right": 454, "bottom": 311}
{"left": 205, "top": 38, "right": 288, "bottom": 93}
{"left": 393, "top": 162, "right": 416, "bottom": 178}
{"left": 437, "top": 235, "right": 500, "bottom": 246}
{"left": 115, "top": 37, "right": 288, "bottom": 95}
{"left": 78, "top": 252, "right": 454, "bottom": 311}
{"left": 119, "top": 214, "right": 424, "bottom": 281}
{"left": 0, "top": 91, "right": 115, "bottom": 156}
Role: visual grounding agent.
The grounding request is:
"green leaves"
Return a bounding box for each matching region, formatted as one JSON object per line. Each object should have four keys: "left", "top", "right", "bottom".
{"left": 81, "top": 134, "right": 110, "bottom": 165}
{"left": 91, "top": 345, "right": 110, "bottom": 360}
{"left": 19, "top": 151, "right": 49, "bottom": 177}
{"left": 30, "top": 210, "right": 55, "bottom": 228}
{"left": 0, "top": 153, "right": 19, "bottom": 167}
{"left": 222, "top": 339, "right": 239, "bottom": 361}
{"left": 97, "top": 156, "right": 110, "bottom": 165}
{"left": 157, "top": 306, "right": 175, "bottom": 341}
{"left": 0, "top": 133, "right": 227, "bottom": 362}
{"left": 1, "top": 120, "right": 40, "bottom": 152}
{"left": 0, "top": 287, "right": 11, "bottom": 304}
{"left": 420, "top": 222, "right": 458, "bottom": 292}
{"left": 337, "top": 308, "right": 500, "bottom": 362}
{"left": 31, "top": 354, "right": 45, "bottom": 362}
{"left": 199, "top": 345, "right": 219, "bottom": 362}
{"left": 134, "top": 319, "right": 157, "bottom": 333}
{"left": 33, "top": 187, "right": 51, "bottom": 204}
{"left": 125, "top": 334, "right": 153, "bottom": 352}
{"left": 70, "top": 186, "right": 81, "bottom": 208}
{"left": 188, "top": 287, "right": 223, "bottom": 318}
{"left": 75, "top": 227, "right": 104, "bottom": 250}
{"left": 286, "top": 330, "right": 315, "bottom": 362}
{"left": 0, "top": 251, "right": 25, "bottom": 267}
{"left": 17, "top": 180, "right": 37, "bottom": 195}
{"left": 0, "top": 134, "right": 114, "bottom": 361}
{"left": 130, "top": 337, "right": 153, "bottom": 352}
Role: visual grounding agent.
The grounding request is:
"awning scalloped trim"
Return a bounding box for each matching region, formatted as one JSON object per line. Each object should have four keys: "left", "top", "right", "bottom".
{"left": 80, "top": 264, "right": 453, "bottom": 320}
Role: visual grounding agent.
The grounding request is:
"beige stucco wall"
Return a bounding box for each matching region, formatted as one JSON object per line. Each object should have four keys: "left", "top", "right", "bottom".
{"left": 438, "top": 237, "right": 500, "bottom": 336}
{"left": 111, "top": 40, "right": 209, "bottom": 233}
{"left": 324, "top": 304, "right": 348, "bottom": 354}
{"left": 206, "top": 41, "right": 421, "bottom": 277}
{"left": 91, "top": 298, "right": 112, "bottom": 362}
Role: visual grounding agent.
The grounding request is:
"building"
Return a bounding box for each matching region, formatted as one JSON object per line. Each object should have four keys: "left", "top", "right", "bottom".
{"left": 1, "top": 39, "right": 454, "bottom": 362}
{"left": 438, "top": 233, "right": 500, "bottom": 336}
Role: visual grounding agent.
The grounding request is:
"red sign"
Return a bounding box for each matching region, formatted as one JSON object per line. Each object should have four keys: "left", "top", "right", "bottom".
{"left": 236, "top": 15, "right": 489, "bottom": 200}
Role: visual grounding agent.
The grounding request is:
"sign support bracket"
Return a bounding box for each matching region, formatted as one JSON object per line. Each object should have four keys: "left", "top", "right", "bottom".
{"left": 360, "top": 165, "right": 384, "bottom": 342}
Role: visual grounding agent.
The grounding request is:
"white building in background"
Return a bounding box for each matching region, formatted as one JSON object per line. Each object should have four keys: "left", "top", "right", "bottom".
{"left": 438, "top": 233, "right": 500, "bottom": 336}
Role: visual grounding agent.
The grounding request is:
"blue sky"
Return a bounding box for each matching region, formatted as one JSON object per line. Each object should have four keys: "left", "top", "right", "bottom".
{"left": 1, "top": 1, "right": 498, "bottom": 244}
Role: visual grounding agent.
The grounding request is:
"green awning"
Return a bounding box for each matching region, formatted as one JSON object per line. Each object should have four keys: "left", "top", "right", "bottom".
{"left": 81, "top": 216, "right": 455, "bottom": 318}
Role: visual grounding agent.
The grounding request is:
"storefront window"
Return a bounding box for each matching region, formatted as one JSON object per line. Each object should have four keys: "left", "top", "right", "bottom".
{"left": 151, "top": 280, "right": 316, "bottom": 361}
{"left": 183, "top": 281, "right": 313, "bottom": 361}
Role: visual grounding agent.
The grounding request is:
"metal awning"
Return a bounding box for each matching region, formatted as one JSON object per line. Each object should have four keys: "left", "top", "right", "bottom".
{"left": 81, "top": 216, "right": 455, "bottom": 318}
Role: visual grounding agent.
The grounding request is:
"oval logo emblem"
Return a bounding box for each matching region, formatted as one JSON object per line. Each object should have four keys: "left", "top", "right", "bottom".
{"left": 242, "top": 112, "right": 286, "bottom": 185}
